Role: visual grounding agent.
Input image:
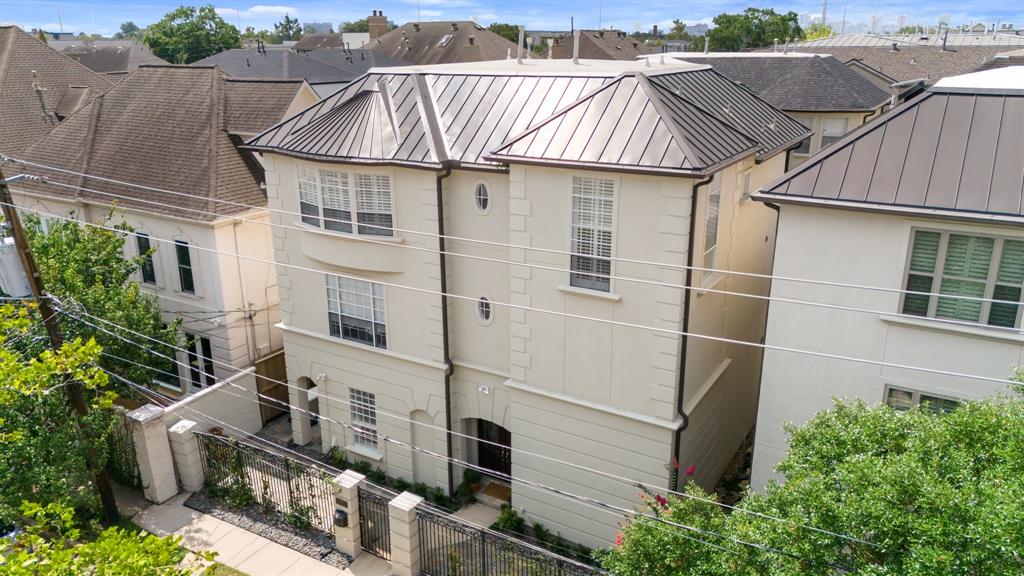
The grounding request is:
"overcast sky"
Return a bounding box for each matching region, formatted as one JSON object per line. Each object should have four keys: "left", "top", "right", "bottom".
{"left": 1, "top": 0, "right": 1021, "bottom": 37}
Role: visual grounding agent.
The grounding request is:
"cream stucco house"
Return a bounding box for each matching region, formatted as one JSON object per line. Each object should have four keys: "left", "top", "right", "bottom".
{"left": 750, "top": 67, "right": 1024, "bottom": 489}
{"left": 245, "top": 58, "right": 808, "bottom": 547}
{"left": 7, "top": 64, "right": 318, "bottom": 397}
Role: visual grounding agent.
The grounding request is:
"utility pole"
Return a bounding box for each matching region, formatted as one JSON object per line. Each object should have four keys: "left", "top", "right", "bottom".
{"left": 0, "top": 164, "right": 120, "bottom": 524}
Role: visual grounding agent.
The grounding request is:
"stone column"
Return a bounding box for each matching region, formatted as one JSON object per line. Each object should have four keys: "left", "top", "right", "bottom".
{"left": 388, "top": 491, "right": 424, "bottom": 576}
{"left": 167, "top": 419, "right": 204, "bottom": 492}
{"left": 126, "top": 404, "right": 178, "bottom": 504}
{"left": 332, "top": 470, "right": 365, "bottom": 558}
{"left": 290, "top": 377, "right": 313, "bottom": 446}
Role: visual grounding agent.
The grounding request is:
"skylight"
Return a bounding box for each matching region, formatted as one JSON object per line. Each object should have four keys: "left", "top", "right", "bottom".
{"left": 438, "top": 34, "right": 454, "bottom": 47}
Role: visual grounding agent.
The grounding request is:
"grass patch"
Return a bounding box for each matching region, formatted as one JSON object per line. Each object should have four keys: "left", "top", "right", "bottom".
{"left": 203, "top": 563, "right": 249, "bottom": 576}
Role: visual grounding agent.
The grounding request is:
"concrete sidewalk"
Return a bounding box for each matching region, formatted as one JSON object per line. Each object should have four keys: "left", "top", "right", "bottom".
{"left": 129, "top": 492, "right": 389, "bottom": 576}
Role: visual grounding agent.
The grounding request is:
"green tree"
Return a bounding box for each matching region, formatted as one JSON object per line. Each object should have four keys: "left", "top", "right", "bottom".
{"left": 0, "top": 501, "right": 197, "bottom": 575}
{"left": 706, "top": 8, "right": 802, "bottom": 51}
{"left": 600, "top": 397, "right": 1024, "bottom": 575}
{"left": 0, "top": 303, "right": 113, "bottom": 527}
{"left": 113, "top": 21, "right": 142, "bottom": 40}
{"left": 340, "top": 18, "right": 369, "bottom": 33}
{"left": 898, "top": 25, "right": 926, "bottom": 34}
{"left": 274, "top": 13, "right": 302, "bottom": 41}
{"left": 24, "top": 214, "right": 180, "bottom": 389}
{"left": 242, "top": 26, "right": 281, "bottom": 44}
{"left": 804, "top": 22, "right": 833, "bottom": 39}
{"left": 487, "top": 22, "right": 521, "bottom": 44}
{"left": 143, "top": 4, "right": 241, "bottom": 64}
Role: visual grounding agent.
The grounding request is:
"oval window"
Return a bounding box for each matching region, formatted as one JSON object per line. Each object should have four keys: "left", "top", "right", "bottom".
{"left": 477, "top": 297, "right": 492, "bottom": 322}
{"left": 474, "top": 183, "right": 489, "bottom": 212}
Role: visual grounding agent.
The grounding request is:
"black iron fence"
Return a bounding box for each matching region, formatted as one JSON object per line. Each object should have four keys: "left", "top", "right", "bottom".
{"left": 358, "top": 484, "right": 393, "bottom": 560}
{"left": 107, "top": 410, "right": 142, "bottom": 489}
{"left": 417, "top": 506, "right": 606, "bottom": 576}
{"left": 195, "top": 431, "right": 334, "bottom": 535}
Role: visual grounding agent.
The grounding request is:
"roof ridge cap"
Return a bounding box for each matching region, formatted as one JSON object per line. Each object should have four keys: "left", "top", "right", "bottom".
{"left": 0, "top": 27, "right": 16, "bottom": 93}
{"left": 647, "top": 73, "right": 759, "bottom": 149}
{"left": 209, "top": 68, "right": 221, "bottom": 210}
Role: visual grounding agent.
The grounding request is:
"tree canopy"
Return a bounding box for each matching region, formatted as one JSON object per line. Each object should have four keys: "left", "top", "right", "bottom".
{"left": 803, "top": 22, "right": 833, "bottom": 40}
{"left": 706, "top": 8, "right": 802, "bottom": 51}
{"left": 143, "top": 4, "right": 241, "bottom": 64}
{"left": 113, "top": 21, "right": 142, "bottom": 40}
{"left": 600, "top": 397, "right": 1024, "bottom": 576}
{"left": 274, "top": 13, "right": 302, "bottom": 41}
{"left": 340, "top": 18, "right": 369, "bottom": 33}
{"left": 487, "top": 23, "right": 521, "bottom": 44}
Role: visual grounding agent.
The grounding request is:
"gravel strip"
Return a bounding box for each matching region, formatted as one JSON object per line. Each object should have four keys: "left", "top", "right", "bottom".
{"left": 184, "top": 490, "right": 351, "bottom": 569}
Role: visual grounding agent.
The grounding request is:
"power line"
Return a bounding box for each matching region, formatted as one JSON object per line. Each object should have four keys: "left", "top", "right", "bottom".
{"left": 5, "top": 153, "right": 1015, "bottom": 307}
{"left": 21, "top": 175, "right": 1024, "bottom": 319}
{"left": 68, "top": 299, "right": 879, "bottom": 549}
{"left": 24, "top": 205, "right": 1020, "bottom": 389}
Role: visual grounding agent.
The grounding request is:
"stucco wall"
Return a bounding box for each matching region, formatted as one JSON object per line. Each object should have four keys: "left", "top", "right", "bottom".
{"left": 163, "top": 366, "right": 263, "bottom": 434}
{"left": 752, "top": 204, "right": 1024, "bottom": 489}
{"left": 788, "top": 110, "right": 875, "bottom": 168}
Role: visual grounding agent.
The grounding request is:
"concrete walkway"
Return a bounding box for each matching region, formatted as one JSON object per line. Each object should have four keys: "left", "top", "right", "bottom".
{"left": 128, "top": 492, "right": 389, "bottom": 576}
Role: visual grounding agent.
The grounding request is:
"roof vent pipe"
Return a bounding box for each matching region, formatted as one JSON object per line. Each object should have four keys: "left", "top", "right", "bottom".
{"left": 547, "top": 40, "right": 552, "bottom": 59}
{"left": 572, "top": 29, "right": 580, "bottom": 63}
{"left": 703, "top": 35, "right": 709, "bottom": 53}
{"left": 516, "top": 26, "right": 525, "bottom": 63}
{"left": 506, "top": 47, "right": 511, "bottom": 60}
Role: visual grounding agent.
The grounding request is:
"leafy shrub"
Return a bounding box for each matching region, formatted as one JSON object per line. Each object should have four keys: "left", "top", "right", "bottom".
{"left": 491, "top": 503, "right": 525, "bottom": 533}
{"left": 462, "top": 468, "right": 482, "bottom": 486}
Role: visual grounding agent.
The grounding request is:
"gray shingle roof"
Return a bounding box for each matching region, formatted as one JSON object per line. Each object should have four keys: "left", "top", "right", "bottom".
{"left": 776, "top": 45, "right": 1008, "bottom": 83}
{"left": 551, "top": 30, "right": 656, "bottom": 60}
{"left": 192, "top": 48, "right": 404, "bottom": 85}
{"left": 788, "top": 32, "right": 1024, "bottom": 48}
{"left": 755, "top": 68, "right": 1024, "bottom": 223}
{"left": 49, "top": 40, "right": 167, "bottom": 74}
{"left": 668, "top": 55, "right": 890, "bottom": 112}
{"left": 0, "top": 26, "right": 113, "bottom": 156}
{"left": 292, "top": 33, "right": 347, "bottom": 51}
{"left": 14, "top": 65, "right": 306, "bottom": 220}
{"left": 369, "top": 21, "right": 521, "bottom": 65}
{"left": 246, "top": 60, "right": 807, "bottom": 175}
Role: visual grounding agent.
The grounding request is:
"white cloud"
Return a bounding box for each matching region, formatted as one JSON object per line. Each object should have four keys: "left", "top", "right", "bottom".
{"left": 216, "top": 5, "right": 298, "bottom": 19}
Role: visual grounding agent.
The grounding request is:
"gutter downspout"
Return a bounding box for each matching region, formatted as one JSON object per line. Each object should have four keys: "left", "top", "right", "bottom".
{"left": 670, "top": 173, "right": 713, "bottom": 491}
{"left": 436, "top": 166, "right": 455, "bottom": 495}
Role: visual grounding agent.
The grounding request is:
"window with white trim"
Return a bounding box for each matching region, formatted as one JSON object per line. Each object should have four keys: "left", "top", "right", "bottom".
{"left": 902, "top": 230, "right": 1024, "bottom": 328}
{"left": 349, "top": 388, "right": 378, "bottom": 450}
{"left": 326, "top": 275, "right": 387, "bottom": 348}
{"left": 702, "top": 173, "right": 722, "bottom": 283}
{"left": 793, "top": 116, "right": 814, "bottom": 155}
{"left": 136, "top": 233, "right": 157, "bottom": 284}
{"left": 885, "top": 386, "right": 959, "bottom": 415}
{"left": 474, "top": 182, "right": 490, "bottom": 212}
{"left": 820, "top": 117, "right": 848, "bottom": 148}
{"left": 740, "top": 170, "right": 752, "bottom": 202}
{"left": 183, "top": 332, "right": 215, "bottom": 390}
{"left": 569, "top": 176, "right": 614, "bottom": 292}
{"left": 175, "top": 240, "right": 195, "bottom": 294}
{"left": 297, "top": 167, "right": 391, "bottom": 236}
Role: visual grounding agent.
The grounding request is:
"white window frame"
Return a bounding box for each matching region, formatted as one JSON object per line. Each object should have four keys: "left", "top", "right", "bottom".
{"left": 135, "top": 232, "right": 158, "bottom": 285}
{"left": 326, "top": 274, "right": 388, "bottom": 349}
{"left": 820, "top": 117, "right": 849, "bottom": 149}
{"left": 183, "top": 332, "right": 215, "bottom": 392}
{"left": 792, "top": 116, "right": 815, "bottom": 156}
{"left": 900, "top": 228, "right": 1024, "bottom": 329}
{"left": 701, "top": 173, "right": 723, "bottom": 285}
{"left": 474, "top": 181, "right": 491, "bottom": 215}
{"left": 739, "top": 169, "right": 752, "bottom": 203}
{"left": 174, "top": 239, "right": 197, "bottom": 295}
{"left": 568, "top": 175, "right": 616, "bottom": 293}
{"left": 349, "top": 388, "right": 378, "bottom": 450}
{"left": 884, "top": 385, "right": 960, "bottom": 414}
{"left": 297, "top": 164, "right": 393, "bottom": 237}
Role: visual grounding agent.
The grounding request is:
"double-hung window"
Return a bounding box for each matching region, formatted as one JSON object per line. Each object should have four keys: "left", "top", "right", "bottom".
{"left": 326, "top": 275, "right": 387, "bottom": 348}
{"left": 183, "top": 332, "right": 215, "bottom": 390}
{"left": 902, "top": 230, "right": 1024, "bottom": 328}
{"left": 886, "top": 386, "right": 959, "bottom": 414}
{"left": 136, "top": 233, "right": 156, "bottom": 284}
{"left": 820, "top": 118, "right": 848, "bottom": 148}
{"left": 349, "top": 388, "right": 378, "bottom": 450}
{"left": 175, "top": 240, "right": 195, "bottom": 294}
{"left": 793, "top": 116, "right": 814, "bottom": 155}
{"left": 298, "top": 166, "right": 391, "bottom": 236}
{"left": 569, "top": 176, "right": 615, "bottom": 292}
{"left": 702, "top": 174, "right": 722, "bottom": 283}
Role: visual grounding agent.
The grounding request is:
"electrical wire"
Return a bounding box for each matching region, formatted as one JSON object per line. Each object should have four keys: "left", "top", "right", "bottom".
{"left": 67, "top": 299, "right": 879, "bottom": 550}
{"left": 4, "top": 153, "right": 1017, "bottom": 307}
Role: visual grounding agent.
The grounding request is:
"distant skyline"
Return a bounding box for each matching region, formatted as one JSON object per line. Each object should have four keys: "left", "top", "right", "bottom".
{"left": 1, "top": 0, "right": 1021, "bottom": 38}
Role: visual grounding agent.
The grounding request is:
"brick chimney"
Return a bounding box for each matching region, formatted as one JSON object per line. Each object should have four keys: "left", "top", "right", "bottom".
{"left": 368, "top": 10, "right": 388, "bottom": 41}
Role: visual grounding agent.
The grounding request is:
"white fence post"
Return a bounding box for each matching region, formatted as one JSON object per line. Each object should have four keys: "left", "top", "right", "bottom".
{"left": 332, "top": 470, "right": 365, "bottom": 558}
{"left": 167, "top": 419, "right": 204, "bottom": 492}
{"left": 388, "top": 491, "right": 424, "bottom": 576}
{"left": 126, "top": 404, "right": 178, "bottom": 503}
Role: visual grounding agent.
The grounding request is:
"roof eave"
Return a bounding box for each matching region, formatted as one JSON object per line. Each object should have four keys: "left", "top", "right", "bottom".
{"left": 244, "top": 146, "right": 445, "bottom": 171}
{"left": 483, "top": 154, "right": 711, "bottom": 178}
{"left": 751, "top": 192, "right": 1024, "bottom": 226}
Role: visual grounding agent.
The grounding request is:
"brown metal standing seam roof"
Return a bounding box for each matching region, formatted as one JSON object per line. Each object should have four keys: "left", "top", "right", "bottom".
{"left": 755, "top": 70, "right": 1024, "bottom": 223}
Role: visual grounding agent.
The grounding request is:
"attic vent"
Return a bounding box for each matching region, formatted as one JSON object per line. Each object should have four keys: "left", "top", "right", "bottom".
{"left": 469, "top": 36, "right": 476, "bottom": 45}
{"left": 413, "top": 23, "right": 420, "bottom": 32}
{"left": 438, "top": 33, "right": 454, "bottom": 47}
{"left": 451, "top": 22, "right": 459, "bottom": 31}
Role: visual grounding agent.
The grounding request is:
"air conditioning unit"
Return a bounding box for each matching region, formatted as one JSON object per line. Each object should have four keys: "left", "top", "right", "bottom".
{"left": 0, "top": 237, "right": 31, "bottom": 298}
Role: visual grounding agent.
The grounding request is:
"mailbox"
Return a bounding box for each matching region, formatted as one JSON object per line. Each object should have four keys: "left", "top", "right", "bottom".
{"left": 334, "top": 509, "right": 348, "bottom": 528}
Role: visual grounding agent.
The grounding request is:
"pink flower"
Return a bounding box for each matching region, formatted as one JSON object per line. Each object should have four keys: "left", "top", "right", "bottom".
{"left": 654, "top": 494, "right": 668, "bottom": 508}
{"left": 615, "top": 534, "right": 623, "bottom": 547}
{"left": 671, "top": 456, "right": 679, "bottom": 470}
{"left": 684, "top": 464, "right": 697, "bottom": 476}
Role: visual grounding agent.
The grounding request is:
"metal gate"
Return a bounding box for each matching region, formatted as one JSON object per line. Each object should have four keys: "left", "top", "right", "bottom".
{"left": 107, "top": 409, "right": 142, "bottom": 488}
{"left": 358, "top": 485, "right": 392, "bottom": 560}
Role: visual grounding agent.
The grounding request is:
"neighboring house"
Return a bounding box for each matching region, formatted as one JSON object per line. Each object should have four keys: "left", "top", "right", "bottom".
{"left": 7, "top": 65, "right": 318, "bottom": 397}
{"left": 245, "top": 58, "right": 807, "bottom": 547}
{"left": 550, "top": 30, "right": 656, "bottom": 60}
{"left": 647, "top": 53, "right": 891, "bottom": 165}
{"left": 293, "top": 33, "right": 349, "bottom": 51}
{"left": 975, "top": 48, "right": 1024, "bottom": 71}
{"left": 369, "top": 21, "right": 522, "bottom": 64}
{"left": 749, "top": 66, "right": 1024, "bottom": 490}
{"left": 193, "top": 48, "right": 405, "bottom": 97}
{"left": 784, "top": 31, "right": 1024, "bottom": 48}
{"left": 0, "top": 26, "right": 113, "bottom": 156}
{"left": 48, "top": 39, "right": 168, "bottom": 78}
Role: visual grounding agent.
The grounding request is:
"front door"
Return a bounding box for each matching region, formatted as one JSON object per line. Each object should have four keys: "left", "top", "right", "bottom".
{"left": 476, "top": 420, "right": 511, "bottom": 477}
